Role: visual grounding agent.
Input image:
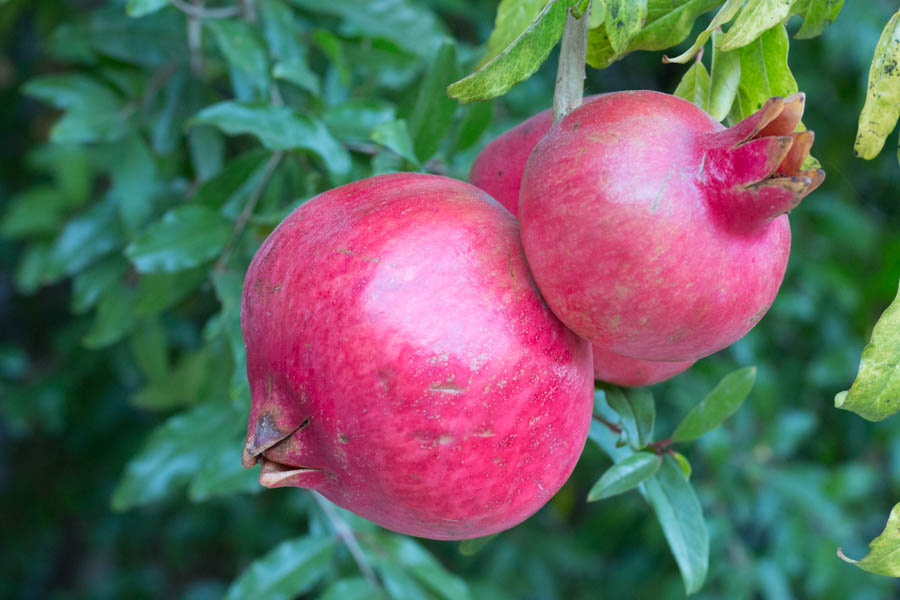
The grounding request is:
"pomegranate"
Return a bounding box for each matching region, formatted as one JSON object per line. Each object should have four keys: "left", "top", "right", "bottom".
{"left": 592, "top": 347, "right": 693, "bottom": 387}
{"left": 519, "top": 91, "right": 824, "bottom": 362}
{"left": 240, "top": 172, "right": 594, "bottom": 540}
{"left": 470, "top": 97, "right": 694, "bottom": 386}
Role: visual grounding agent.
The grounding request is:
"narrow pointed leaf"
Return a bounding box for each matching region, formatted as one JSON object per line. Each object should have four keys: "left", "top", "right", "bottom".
{"left": 708, "top": 31, "right": 741, "bottom": 121}
{"left": 125, "top": 206, "right": 232, "bottom": 273}
{"left": 674, "top": 60, "right": 711, "bottom": 111}
{"left": 730, "top": 24, "right": 798, "bottom": 121}
{"left": 604, "top": 385, "right": 655, "bottom": 448}
{"left": 447, "top": 0, "right": 571, "bottom": 103}
{"left": 794, "top": 0, "right": 844, "bottom": 40}
{"left": 588, "top": 451, "right": 660, "bottom": 501}
{"left": 478, "top": 0, "right": 552, "bottom": 68}
{"left": 409, "top": 42, "right": 458, "bottom": 161}
{"left": 835, "top": 281, "right": 900, "bottom": 421}
{"left": 717, "top": 0, "right": 794, "bottom": 52}
{"left": 853, "top": 10, "right": 900, "bottom": 161}
{"left": 206, "top": 19, "right": 271, "bottom": 96}
{"left": 642, "top": 456, "right": 709, "bottom": 594}
{"left": 371, "top": 120, "right": 419, "bottom": 165}
{"left": 224, "top": 536, "right": 337, "bottom": 600}
{"left": 663, "top": 0, "right": 743, "bottom": 63}
{"left": 672, "top": 366, "right": 756, "bottom": 441}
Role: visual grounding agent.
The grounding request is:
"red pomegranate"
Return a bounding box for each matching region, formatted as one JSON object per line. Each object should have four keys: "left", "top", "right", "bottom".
{"left": 240, "top": 172, "right": 594, "bottom": 540}
{"left": 519, "top": 91, "right": 824, "bottom": 362}
{"left": 470, "top": 96, "right": 693, "bottom": 386}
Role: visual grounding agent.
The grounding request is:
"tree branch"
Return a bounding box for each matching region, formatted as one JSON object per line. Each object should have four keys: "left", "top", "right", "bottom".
{"left": 552, "top": 2, "right": 591, "bottom": 124}
{"left": 311, "top": 491, "right": 380, "bottom": 588}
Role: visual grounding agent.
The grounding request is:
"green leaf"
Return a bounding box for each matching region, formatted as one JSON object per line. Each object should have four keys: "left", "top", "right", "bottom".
{"left": 188, "top": 431, "right": 260, "bottom": 502}
{"left": 662, "top": 0, "right": 743, "bottom": 63}
{"left": 109, "top": 133, "right": 160, "bottom": 234}
{"left": 320, "top": 578, "right": 386, "bottom": 600}
{"left": 730, "top": 24, "right": 798, "bottom": 121}
{"left": 191, "top": 102, "right": 350, "bottom": 179}
{"left": 605, "top": 0, "right": 649, "bottom": 57}
{"left": 447, "top": 0, "right": 571, "bottom": 103}
{"left": 112, "top": 401, "right": 233, "bottom": 509}
{"left": 853, "top": 10, "right": 900, "bottom": 161}
{"left": 224, "top": 536, "right": 337, "bottom": 600}
{"left": 478, "top": 0, "right": 551, "bottom": 68}
{"left": 588, "top": 451, "right": 661, "bottom": 501}
{"left": 151, "top": 69, "right": 188, "bottom": 154}
{"left": 71, "top": 256, "right": 129, "bottom": 314}
{"left": 130, "top": 317, "right": 169, "bottom": 381}
{"left": 206, "top": 19, "right": 270, "bottom": 97}
{"left": 47, "top": 198, "right": 124, "bottom": 282}
{"left": 377, "top": 537, "right": 471, "bottom": 600}
{"left": 376, "top": 563, "right": 431, "bottom": 600}
{"left": 14, "top": 243, "right": 54, "bottom": 295}
{"left": 707, "top": 31, "right": 741, "bottom": 121}
{"left": 587, "top": 0, "right": 721, "bottom": 69}
{"left": 193, "top": 149, "right": 270, "bottom": 208}
{"left": 838, "top": 501, "right": 900, "bottom": 576}
{"left": 289, "top": 0, "right": 447, "bottom": 58}
{"left": 604, "top": 385, "right": 655, "bottom": 448}
{"left": 671, "top": 451, "right": 692, "bottom": 478}
{"left": 835, "top": 281, "right": 900, "bottom": 421}
{"left": 125, "top": 206, "right": 232, "bottom": 273}
{"left": 717, "top": 0, "right": 793, "bottom": 52}
{"left": 371, "top": 120, "right": 419, "bottom": 165}
{"left": 410, "top": 41, "right": 459, "bottom": 161}
{"left": 189, "top": 125, "right": 226, "bottom": 182}
{"left": 126, "top": 0, "right": 169, "bottom": 18}
{"left": 131, "top": 347, "right": 216, "bottom": 410}
{"left": 643, "top": 456, "right": 709, "bottom": 595}
{"left": 135, "top": 268, "right": 209, "bottom": 316}
{"left": 672, "top": 366, "right": 756, "bottom": 441}
{"left": 0, "top": 186, "right": 69, "bottom": 239}
{"left": 673, "top": 60, "right": 710, "bottom": 111}
{"left": 322, "top": 99, "right": 397, "bottom": 142}
{"left": 83, "top": 284, "right": 137, "bottom": 349}
{"left": 794, "top": 0, "right": 844, "bottom": 40}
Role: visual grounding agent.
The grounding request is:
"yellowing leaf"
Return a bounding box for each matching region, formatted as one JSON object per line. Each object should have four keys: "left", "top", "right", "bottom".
{"left": 838, "top": 501, "right": 900, "bottom": 577}
{"left": 663, "top": 0, "right": 743, "bottom": 64}
{"left": 854, "top": 9, "right": 900, "bottom": 161}
{"left": 674, "top": 60, "right": 711, "bottom": 111}
{"left": 717, "top": 0, "right": 793, "bottom": 52}
{"left": 835, "top": 280, "right": 900, "bottom": 421}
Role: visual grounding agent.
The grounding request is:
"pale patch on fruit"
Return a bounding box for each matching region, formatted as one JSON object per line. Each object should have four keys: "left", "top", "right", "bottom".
{"left": 471, "top": 429, "right": 495, "bottom": 438}
{"left": 335, "top": 248, "right": 380, "bottom": 263}
{"left": 429, "top": 382, "right": 468, "bottom": 394}
{"left": 337, "top": 433, "right": 349, "bottom": 444}
{"left": 438, "top": 435, "right": 455, "bottom": 445}
{"left": 469, "top": 353, "right": 489, "bottom": 372}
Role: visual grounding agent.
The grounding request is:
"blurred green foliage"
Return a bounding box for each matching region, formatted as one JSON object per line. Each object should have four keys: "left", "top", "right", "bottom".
{"left": 1, "top": 0, "right": 899, "bottom": 598}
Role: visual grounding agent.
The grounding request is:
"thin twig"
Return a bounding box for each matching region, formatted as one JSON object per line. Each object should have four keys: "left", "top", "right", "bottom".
{"left": 214, "top": 151, "right": 284, "bottom": 272}
{"left": 552, "top": 2, "right": 590, "bottom": 124}
{"left": 171, "top": 0, "right": 242, "bottom": 19}
{"left": 311, "top": 491, "right": 380, "bottom": 588}
{"left": 595, "top": 416, "right": 622, "bottom": 435}
{"left": 188, "top": 0, "right": 204, "bottom": 76}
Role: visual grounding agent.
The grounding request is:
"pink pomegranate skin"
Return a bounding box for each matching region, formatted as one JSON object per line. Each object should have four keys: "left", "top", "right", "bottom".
{"left": 240, "top": 173, "right": 593, "bottom": 540}
{"left": 519, "top": 91, "right": 824, "bottom": 362}
{"left": 592, "top": 347, "right": 693, "bottom": 387}
{"left": 470, "top": 97, "right": 695, "bottom": 386}
{"left": 469, "top": 95, "right": 602, "bottom": 216}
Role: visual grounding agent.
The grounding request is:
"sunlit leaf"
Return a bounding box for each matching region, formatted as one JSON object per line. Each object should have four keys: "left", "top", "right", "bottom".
{"left": 588, "top": 451, "right": 660, "bottom": 501}
{"left": 672, "top": 366, "right": 756, "bottom": 442}
{"left": 663, "top": 0, "right": 743, "bottom": 63}
{"left": 447, "top": 0, "right": 571, "bottom": 103}
{"left": 707, "top": 31, "right": 741, "bottom": 121}
{"left": 835, "top": 281, "right": 900, "bottom": 421}
{"left": 838, "top": 501, "right": 900, "bottom": 576}
{"left": 717, "top": 0, "right": 793, "bottom": 52}
{"left": 853, "top": 10, "right": 900, "bottom": 161}
{"left": 729, "top": 24, "right": 798, "bottom": 121}
{"left": 793, "top": 0, "right": 844, "bottom": 40}
{"left": 477, "top": 0, "right": 551, "bottom": 68}
{"left": 673, "top": 60, "right": 710, "bottom": 110}
{"left": 605, "top": 0, "right": 649, "bottom": 57}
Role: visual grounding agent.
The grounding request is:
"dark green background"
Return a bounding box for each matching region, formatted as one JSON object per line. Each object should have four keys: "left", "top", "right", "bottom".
{"left": 1, "top": 1, "right": 899, "bottom": 598}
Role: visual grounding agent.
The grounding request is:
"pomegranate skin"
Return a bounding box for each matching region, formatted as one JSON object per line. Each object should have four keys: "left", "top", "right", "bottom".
{"left": 519, "top": 91, "right": 824, "bottom": 362}
{"left": 469, "top": 97, "right": 694, "bottom": 385}
{"left": 592, "top": 347, "right": 694, "bottom": 387}
{"left": 240, "top": 172, "right": 594, "bottom": 540}
{"left": 468, "top": 95, "right": 602, "bottom": 216}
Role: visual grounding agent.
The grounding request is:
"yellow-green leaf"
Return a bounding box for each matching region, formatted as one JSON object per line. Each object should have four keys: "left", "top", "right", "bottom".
{"left": 717, "top": 0, "right": 793, "bottom": 52}
{"left": 854, "top": 9, "right": 900, "bottom": 161}
{"left": 477, "top": 0, "right": 551, "bottom": 69}
{"left": 674, "top": 60, "right": 710, "bottom": 111}
{"left": 605, "top": 0, "right": 648, "bottom": 57}
{"left": 835, "top": 280, "right": 900, "bottom": 421}
{"left": 708, "top": 31, "right": 741, "bottom": 121}
{"left": 663, "top": 0, "right": 743, "bottom": 64}
{"left": 838, "top": 501, "right": 900, "bottom": 577}
{"left": 729, "top": 23, "right": 798, "bottom": 121}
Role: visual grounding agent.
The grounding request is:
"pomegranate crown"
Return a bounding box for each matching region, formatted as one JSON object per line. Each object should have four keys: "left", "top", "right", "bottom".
{"left": 700, "top": 93, "right": 825, "bottom": 233}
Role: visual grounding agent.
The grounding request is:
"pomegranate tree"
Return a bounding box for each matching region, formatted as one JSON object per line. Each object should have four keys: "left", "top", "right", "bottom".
{"left": 519, "top": 91, "right": 824, "bottom": 362}
{"left": 240, "top": 172, "right": 593, "bottom": 540}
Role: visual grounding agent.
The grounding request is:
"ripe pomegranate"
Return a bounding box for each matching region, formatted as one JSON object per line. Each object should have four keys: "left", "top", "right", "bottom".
{"left": 470, "top": 96, "right": 692, "bottom": 387}
{"left": 240, "top": 172, "right": 594, "bottom": 540}
{"left": 592, "top": 347, "right": 693, "bottom": 387}
{"left": 519, "top": 91, "right": 824, "bottom": 362}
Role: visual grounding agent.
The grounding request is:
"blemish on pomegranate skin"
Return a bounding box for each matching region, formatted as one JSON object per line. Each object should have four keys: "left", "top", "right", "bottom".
{"left": 429, "top": 382, "right": 467, "bottom": 394}
{"left": 337, "top": 433, "right": 349, "bottom": 444}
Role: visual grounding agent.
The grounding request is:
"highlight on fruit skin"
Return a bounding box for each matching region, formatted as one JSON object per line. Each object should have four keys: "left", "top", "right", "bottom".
{"left": 519, "top": 90, "right": 825, "bottom": 364}
{"left": 240, "top": 172, "right": 594, "bottom": 540}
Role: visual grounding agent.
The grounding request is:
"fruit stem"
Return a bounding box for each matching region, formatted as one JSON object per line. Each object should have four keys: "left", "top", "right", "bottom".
{"left": 552, "top": 1, "right": 590, "bottom": 124}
